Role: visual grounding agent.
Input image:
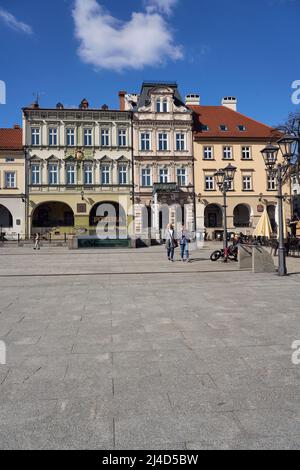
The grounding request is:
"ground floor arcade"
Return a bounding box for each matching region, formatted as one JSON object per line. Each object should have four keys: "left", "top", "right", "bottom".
{"left": 0, "top": 196, "right": 25, "bottom": 239}
{"left": 28, "top": 192, "right": 133, "bottom": 239}
{"left": 196, "top": 196, "right": 290, "bottom": 240}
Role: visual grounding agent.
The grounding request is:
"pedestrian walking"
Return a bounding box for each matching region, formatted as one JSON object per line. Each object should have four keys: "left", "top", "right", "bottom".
{"left": 179, "top": 224, "right": 190, "bottom": 262}
{"left": 165, "top": 224, "right": 177, "bottom": 262}
{"left": 34, "top": 232, "right": 40, "bottom": 250}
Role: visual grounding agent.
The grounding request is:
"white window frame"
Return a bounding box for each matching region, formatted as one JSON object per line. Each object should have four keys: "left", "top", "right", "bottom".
{"left": 203, "top": 146, "right": 213, "bottom": 160}
{"left": 119, "top": 165, "right": 127, "bottom": 185}
{"left": 31, "top": 164, "right": 40, "bottom": 185}
{"left": 84, "top": 164, "right": 93, "bottom": 185}
{"left": 205, "top": 175, "right": 215, "bottom": 191}
{"left": 223, "top": 146, "right": 233, "bottom": 160}
{"left": 66, "top": 128, "right": 75, "bottom": 147}
{"left": 162, "top": 98, "right": 168, "bottom": 113}
{"left": 158, "top": 133, "right": 169, "bottom": 151}
{"left": 156, "top": 99, "right": 162, "bottom": 113}
{"left": 31, "top": 128, "right": 40, "bottom": 146}
{"left": 48, "top": 164, "right": 59, "bottom": 185}
{"left": 101, "top": 128, "right": 110, "bottom": 147}
{"left": 177, "top": 168, "right": 187, "bottom": 187}
{"left": 118, "top": 129, "right": 127, "bottom": 147}
{"left": 267, "top": 175, "right": 277, "bottom": 191}
{"left": 159, "top": 168, "right": 169, "bottom": 184}
{"left": 241, "top": 146, "right": 251, "bottom": 160}
{"left": 5, "top": 172, "right": 16, "bottom": 188}
{"left": 176, "top": 133, "right": 186, "bottom": 151}
{"left": 141, "top": 168, "right": 152, "bottom": 187}
{"left": 66, "top": 164, "right": 76, "bottom": 185}
{"left": 84, "top": 128, "right": 93, "bottom": 147}
{"left": 101, "top": 165, "right": 111, "bottom": 185}
{"left": 140, "top": 132, "right": 151, "bottom": 151}
{"left": 242, "top": 175, "right": 252, "bottom": 191}
{"left": 49, "top": 127, "right": 58, "bottom": 147}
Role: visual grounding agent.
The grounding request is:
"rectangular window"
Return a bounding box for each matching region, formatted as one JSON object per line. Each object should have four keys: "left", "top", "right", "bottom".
{"left": 66, "top": 128, "right": 75, "bottom": 147}
{"left": 84, "top": 129, "right": 92, "bottom": 147}
{"left": 49, "top": 128, "right": 58, "bottom": 146}
{"left": 176, "top": 133, "right": 185, "bottom": 151}
{"left": 5, "top": 172, "right": 16, "bottom": 188}
{"left": 267, "top": 175, "right": 277, "bottom": 191}
{"left": 141, "top": 168, "right": 151, "bottom": 187}
{"left": 243, "top": 175, "right": 252, "bottom": 191}
{"left": 5, "top": 157, "right": 15, "bottom": 162}
{"left": 140, "top": 133, "right": 151, "bottom": 151}
{"left": 177, "top": 168, "right": 187, "bottom": 187}
{"left": 205, "top": 176, "right": 215, "bottom": 191}
{"left": 159, "top": 169, "right": 169, "bottom": 184}
{"left": 119, "top": 165, "right": 127, "bottom": 185}
{"left": 203, "top": 146, "right": 213, "bottom": 160}
{"left": 49, "top": 164, "right": 58, "bottom": 185}
{"left": 242, "top": 146, "right": 251, "bottom": 160}
{"left": 66, "top": 165, "right": 76, "bottom": 185}
{"left": 223, "top": 146, "right": 233, "bottom": 159}
{"left": 158, "top": 133, "right": 168, "bottom": 151}
{"left": 31, "top": 128, "right": 40, "bottom": 146}
{"left": 31, "top": 165, "right": 40, "bottom": 185}
{"left": 156, "top": 99, "right": 162, "bottom": 113}
{"left": 101, "top": 165, "right": 110, "bottom": 185}
{"left": 118, "top": 129, "right": 127, "bottom": 147}
{"left": 84, "top": 165, "right": 93, "bottom": 185}
{"left": 101, "top": 129, "right": 110, "bottom": 147}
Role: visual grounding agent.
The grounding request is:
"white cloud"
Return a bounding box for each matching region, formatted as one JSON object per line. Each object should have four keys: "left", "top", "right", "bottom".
{"left": 72, "top": 0, "right": 183, "bottom": 72}
{"left": 145, "top": 0, "right": 178, "bottom": 15}
{"left": 0, "top": 8, "right": 33, "bottom": 34}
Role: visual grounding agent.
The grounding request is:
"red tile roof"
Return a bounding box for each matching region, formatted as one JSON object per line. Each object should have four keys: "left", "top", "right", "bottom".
{"left": 189, "top": 105, "right": 274, "bottom": 140}
{"left": 0, "top": 127, "right": 23, "bottom": 150}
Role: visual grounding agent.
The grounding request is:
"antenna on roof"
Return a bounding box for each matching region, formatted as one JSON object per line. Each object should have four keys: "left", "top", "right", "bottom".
{"left": 33, "top": 92, "right": 40, "bottom": 106}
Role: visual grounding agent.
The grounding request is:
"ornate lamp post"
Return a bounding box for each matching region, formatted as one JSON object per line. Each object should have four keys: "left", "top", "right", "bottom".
{"left": 261, "top": 121, "right": 300, "bottom": 276}
{"left": 214, "top": 163, "right": 237, "bottom": 262}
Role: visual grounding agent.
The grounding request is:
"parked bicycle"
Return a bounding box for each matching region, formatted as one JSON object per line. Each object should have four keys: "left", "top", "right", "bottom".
{"left": 210, "top": 244, "right": 238, "bottom": 262}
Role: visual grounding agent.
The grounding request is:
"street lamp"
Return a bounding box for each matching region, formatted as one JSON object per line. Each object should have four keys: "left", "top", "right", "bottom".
{"left": 214, "top": 163, "right": 237, "bottom": 262}
{"left": 261, "top": 123, "right": 300, "bottom": 276}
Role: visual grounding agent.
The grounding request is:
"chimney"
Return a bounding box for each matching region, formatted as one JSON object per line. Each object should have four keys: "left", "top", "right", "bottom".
{"left": 185, "top": 94, "right": 200, "bottom": 106}
{"left": 119, "top": 91, "right": 126, "bottom": 111}
{"left": 222, "top": 97, "right": 237, "bottom": 112}
{"left": 13, "top": 124, "right": 21, "bottom": 129}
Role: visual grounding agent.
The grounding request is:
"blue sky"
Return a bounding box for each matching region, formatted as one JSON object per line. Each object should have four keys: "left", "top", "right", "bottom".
{"left": 0, "top": 0, "right": 299, "bottom": 127}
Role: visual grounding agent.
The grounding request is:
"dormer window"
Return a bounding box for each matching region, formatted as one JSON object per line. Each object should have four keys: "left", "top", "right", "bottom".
{"left": 238, "top": 125, "right": 246, "bottom": 131}
{"left": 156, "top": 98, "right": 168, "bottom": 113}
{"left": 220, "top": 125, "right": 228, "bottom": 131}
{"left": 201, "top": 124, "right": 209, "bottom": 132}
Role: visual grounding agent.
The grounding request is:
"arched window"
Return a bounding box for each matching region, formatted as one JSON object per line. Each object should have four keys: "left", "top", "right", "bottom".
{"left": 156, "top": 99, "right": 162, "bottom": 113}
{"left": 163, "top": 98, "right": 168, "bottom": 113}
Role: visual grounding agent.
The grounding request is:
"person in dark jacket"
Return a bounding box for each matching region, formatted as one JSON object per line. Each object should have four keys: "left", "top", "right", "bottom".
{"left": 165, "top": 224, "right": 176, "bottom": 262}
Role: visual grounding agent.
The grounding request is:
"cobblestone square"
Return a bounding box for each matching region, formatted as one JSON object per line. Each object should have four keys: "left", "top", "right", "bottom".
{"left": 0, "top": 245, "right": 300, "bottom": 449}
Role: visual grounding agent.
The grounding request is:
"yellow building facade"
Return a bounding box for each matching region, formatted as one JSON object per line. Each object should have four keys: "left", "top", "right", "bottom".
{"left": 22, "top": 101, "right": 133, "bottom": 241}
{"left": 189, "top": 97, "right": 290, "bottom": 239}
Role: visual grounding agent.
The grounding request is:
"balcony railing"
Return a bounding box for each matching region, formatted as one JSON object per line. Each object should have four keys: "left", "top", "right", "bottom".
{"left": 29, "top": 184, "right": 132, "bottom": 193}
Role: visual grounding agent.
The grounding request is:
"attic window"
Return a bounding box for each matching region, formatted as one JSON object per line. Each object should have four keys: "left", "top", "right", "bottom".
{"left": 238, "top": 125, "right": 246, "bottom": 131}
{"left": 201, "top": 124, "right": 209, "bottom": 131}
{"left": 220, "top": 125, "right": 228, "bottom": 131}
